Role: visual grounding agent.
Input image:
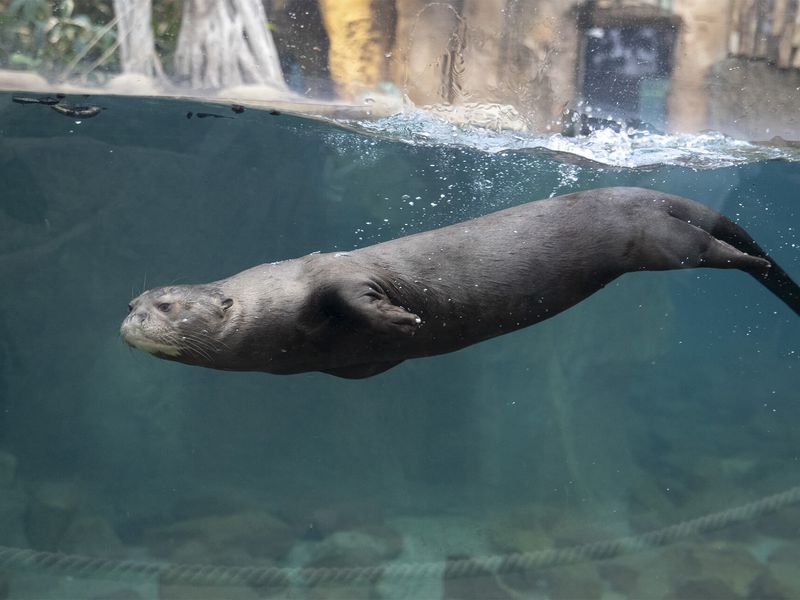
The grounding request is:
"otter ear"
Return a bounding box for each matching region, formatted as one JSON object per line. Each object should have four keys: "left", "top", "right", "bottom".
{"left": 221, "top": 298, "right": 234, "bottom": 311}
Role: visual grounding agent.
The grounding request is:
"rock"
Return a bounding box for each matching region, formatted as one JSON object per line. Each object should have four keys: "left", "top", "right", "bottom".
{"left": 306, "top": 582, "right": 375, "bottom": 600}
{"left": 756, "top": 505, "right": 800, "bottom": 540}
{"left": 703, "top": 521, "right": 760, "bottom": 545}
{"left": 486, "top": 504, "right": 556, "bottom": 554}
{"left": 289, "top": 500, "right": 386, "bottom": 541}
{"left": 756, "top": 136, "right": 800, "bottom": 149}
{"left": 89, "top": 588, "right": 144, "bottom": 600}
{"left": 104, "top": 74, "right": 163, "bottom": 96}
{"left": 0, "top": 69, "right": 50, "bottom": 93}
{"left": 764, "top": 544, "right": 800, "bottom": 598}
{"left": 748, "top": 572, "right": 799, "bottom": 600}
{"left": 544, "top": 564, "right": 604, "bottom": 600}
{"left": 0, "top": 483, "right": 28, "bottom": 547}
{"left": 453, "top": 564, "right": 604, "bottom": 600}
{"left": 668, "top": 577, "right": 743, "bottom": 600}
{"left": 25, "top": 481, "right": 81, "bottom": 551}
{"left": 489, "top": 522, "right": 552, "bottom": 555}
{"left": 0, "top": 451, "right": 17, "bottom": 488}
{"left": 60, "top": 515, "right": 125, "bottom": 557}
{"left": 442, "top": 555, "right": 515, "bottom": 600}
{"left": 308, "top": 526, "right": 402, "bottom": 569}
{"left": 768, "top": 542, "right": 800, "bottom": 565}
{"left": 605, "top": 544, "right": 701, "bottom": 599}
{"left": 357, "top": 524, "right": 403, "bottom": 559}
{"left": 598, "top": 562, "right": 640, "bottom": 595}
{"left": 548, "top": 515, "right": 619, "bottom": 548}
{"left": 628, "top": 477, "right": 679, "bottom": 520}
{"left": 169, "top": 488, "right": 257, "bottom": 522}
{"left": 669, "top": 543, "right": 765, "bottom": 597}
{"left": 7, "top": 572, "right": 156, "bottom": 600}
{"left": 216, "top": 84, "right": 293, "bottom": 102}
{"left": 144, "top": 510, "right": 295, "bottom": 565}
{"left": 157, "top": 583, "right": 264, "bottom": 600}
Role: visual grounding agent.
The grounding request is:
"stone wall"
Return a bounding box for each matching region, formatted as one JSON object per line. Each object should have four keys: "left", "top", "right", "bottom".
{"left": 667, "top": 0, "right": 730, "bottom": 132}
{"left": 386, "top": 0, "right": 800, "bottom": 136}
{"left": 707, "top": 56, "right": 800, "bottom": 139}
{"left": 666, "top": 0, "right": 800, "bottom": 137}
{"left": 389, "top": 0, "right": 580, "bottom": 129}
{"left": 728, "top": 0, "right": 800, "bottom": 68}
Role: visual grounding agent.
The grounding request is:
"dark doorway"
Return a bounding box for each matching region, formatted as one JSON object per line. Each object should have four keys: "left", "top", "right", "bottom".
{"left": 578, "top": 14, "right": 678, "bottom": 127}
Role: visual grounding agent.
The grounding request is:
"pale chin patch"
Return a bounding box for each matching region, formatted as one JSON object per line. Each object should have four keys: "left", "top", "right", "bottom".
{"left": 122, "top": 329, "right": 181, "bottom": 357}
{"left": 133, "top": 339, "right": 182, "bottom": 357}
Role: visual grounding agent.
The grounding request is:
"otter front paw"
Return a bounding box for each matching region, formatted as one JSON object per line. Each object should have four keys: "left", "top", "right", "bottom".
{"left": 378, "top": 304, "right": 422, "bottom": 335}
{"left": 321, "top": 279, "right": 423, "bottom": 337}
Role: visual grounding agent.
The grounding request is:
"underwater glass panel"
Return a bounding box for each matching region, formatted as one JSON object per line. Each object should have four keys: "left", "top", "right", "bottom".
{"left": 1, "top": 1, "right": 799, "bottom": 599}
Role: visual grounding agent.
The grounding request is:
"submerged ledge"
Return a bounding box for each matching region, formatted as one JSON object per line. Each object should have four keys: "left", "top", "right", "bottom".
{"left": 0, "top": 69, "right": 403, "bottom": 121}
{"left": 3, "top": 69, "right": 799, "bottom": 170}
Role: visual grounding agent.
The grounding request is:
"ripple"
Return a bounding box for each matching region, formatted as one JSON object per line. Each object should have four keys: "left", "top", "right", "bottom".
{"left": 340, "top": 108, "right": 799, "bottom": 169}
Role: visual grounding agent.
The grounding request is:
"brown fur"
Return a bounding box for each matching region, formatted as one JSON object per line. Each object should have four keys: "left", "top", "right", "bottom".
{"left": 121, "top": 187, "right": 799, "bottom": 378}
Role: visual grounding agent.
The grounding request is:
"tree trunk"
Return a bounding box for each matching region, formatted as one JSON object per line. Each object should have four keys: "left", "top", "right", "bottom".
{"left": 174, "top": 0, "right": 287, "bottom": 90}
{"left": 319, "top": 0, "right": 386, "bottom": 98}
{"left": 113, "top": 0, "right": 164, "bottom": 77}
{"left": 390, "top": 0, "right": 463, "bottom": 105}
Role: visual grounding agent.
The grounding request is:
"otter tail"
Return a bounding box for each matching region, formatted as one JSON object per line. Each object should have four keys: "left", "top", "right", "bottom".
{"left": 661, "top": 193, "right": 800, "bottom": 317}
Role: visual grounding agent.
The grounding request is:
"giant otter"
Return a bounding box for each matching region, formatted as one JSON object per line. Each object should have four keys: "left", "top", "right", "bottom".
{"left": 121, "top": 187, "right": 800, "bottom": 378}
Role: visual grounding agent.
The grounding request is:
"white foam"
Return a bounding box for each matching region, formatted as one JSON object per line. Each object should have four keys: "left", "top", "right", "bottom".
{"left": 341, "top": 109, "right": 797, "bottom": 169}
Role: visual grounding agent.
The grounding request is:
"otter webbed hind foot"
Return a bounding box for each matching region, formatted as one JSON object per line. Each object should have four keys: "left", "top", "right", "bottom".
{"left": 650, "top": 191, "right": 800, "bottom": 316}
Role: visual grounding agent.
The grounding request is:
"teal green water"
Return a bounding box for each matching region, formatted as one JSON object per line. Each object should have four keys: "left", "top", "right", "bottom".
{"left": 0, "top": 94, "right": 798, "bottom": 598}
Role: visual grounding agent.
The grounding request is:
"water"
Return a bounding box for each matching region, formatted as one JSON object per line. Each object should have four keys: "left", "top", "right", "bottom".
{"left": 0, "top": 93, "right": 798, "bottom": 599}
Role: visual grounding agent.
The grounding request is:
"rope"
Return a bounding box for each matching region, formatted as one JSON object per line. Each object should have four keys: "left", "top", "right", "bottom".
{"left": 1, "top": 485, "right": 798, "bottom": 588}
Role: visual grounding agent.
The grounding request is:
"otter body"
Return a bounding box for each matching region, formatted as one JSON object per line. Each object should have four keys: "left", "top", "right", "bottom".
{"left": 121, "top": 187, "right": 800, "bottom": 378}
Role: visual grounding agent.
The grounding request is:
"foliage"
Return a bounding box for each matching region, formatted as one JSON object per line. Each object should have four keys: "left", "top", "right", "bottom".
{"left": 0, "top": 0, "right": 288, "bottom": 82}
{"left": 0, "top": 0, "right": 118, "bottom": 78}
{"left": 151, "top": 0, "right": 181, "bottom": 73}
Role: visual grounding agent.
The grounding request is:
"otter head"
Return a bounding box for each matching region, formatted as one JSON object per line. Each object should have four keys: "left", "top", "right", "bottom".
{"left": 120, "top": 285, "right": 234, "bottom": 365}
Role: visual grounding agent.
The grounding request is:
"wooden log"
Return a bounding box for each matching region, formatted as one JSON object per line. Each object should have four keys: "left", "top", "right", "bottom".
{"left": 730, "top": 0, "right": 743, "bottom": 54}
{"left": 754, "top": 0, "right": 769, "bottom": 58}
{"left": 113, "top": 0, "right": 164, "bottom": 78}
{"left": 793, "top": 0, "right": 800, "bottom": 45}
{"left": 773, "top": 0, "right": 788, "bottom": 36}
{"left": 319, "top": 0, "right": 386, "bottom": 98}
{"left": 740, "top": 0, "right": 757, "bottom": 56}
{"left": 777, "top": 27, "right": 795, "bottom": 65}
{"left": 777, "top": 0, "right": 797, "bottom": 66}
{"left": 174, "top": 0, "right": 286, "bottom": 89}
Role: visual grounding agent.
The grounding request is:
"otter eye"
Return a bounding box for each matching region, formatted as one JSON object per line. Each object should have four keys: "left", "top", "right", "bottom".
{"left": 157, "top": 302, "right": 171, "bottom": 313}
{"left": 127, "top": 303, "right": 133, "bottom": 313}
